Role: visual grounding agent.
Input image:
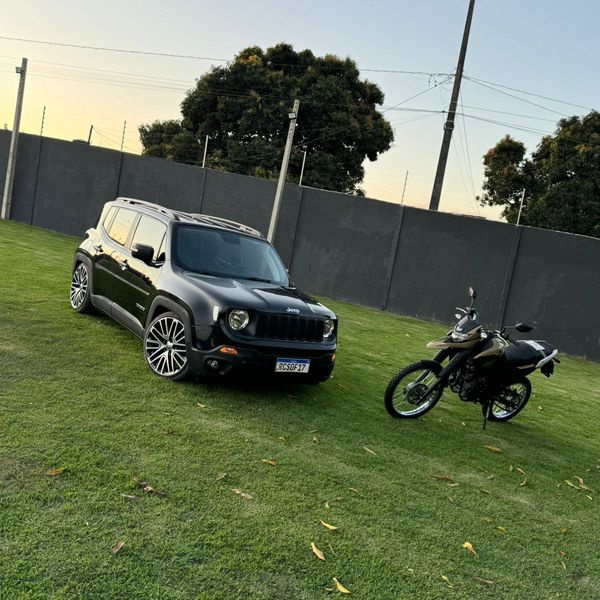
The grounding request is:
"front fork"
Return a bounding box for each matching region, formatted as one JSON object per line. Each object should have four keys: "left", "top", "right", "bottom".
{"left": 421, "top": 349, "right": 471, "bottom": 395}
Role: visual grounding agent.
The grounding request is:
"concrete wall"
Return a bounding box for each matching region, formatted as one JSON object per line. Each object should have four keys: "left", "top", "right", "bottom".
{"left": 2, "top": 130, "right": 599, "bottom": 360}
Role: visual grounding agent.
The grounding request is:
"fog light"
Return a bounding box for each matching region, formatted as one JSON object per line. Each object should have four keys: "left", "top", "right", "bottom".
{"left": 219, "top": 346, "right": 238, "bottom": 355}
{"left": 207, "top": 359, "right": 220, "bottom": 370}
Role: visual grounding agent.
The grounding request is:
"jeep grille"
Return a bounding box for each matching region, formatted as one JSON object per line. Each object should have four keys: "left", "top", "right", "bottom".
{"left": 255, "top": 314, "right": 325, "bottom": 342}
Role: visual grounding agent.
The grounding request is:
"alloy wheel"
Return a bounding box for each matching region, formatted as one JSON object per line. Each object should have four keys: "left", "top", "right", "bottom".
{"left": 144, "top": 316, "right": 187, "bottom": 377}
{"left": 70, "top": 264, "right": 89, "bottom": 310}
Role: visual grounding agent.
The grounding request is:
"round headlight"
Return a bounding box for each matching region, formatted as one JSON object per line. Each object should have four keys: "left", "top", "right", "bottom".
{"left": 228, "top": 309, "right": 250, "bottom": 331}
{"left": 323, "top": 318, "right": 335, "bottom": 338}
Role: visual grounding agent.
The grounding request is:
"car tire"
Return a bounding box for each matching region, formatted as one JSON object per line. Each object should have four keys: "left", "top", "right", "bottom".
{"left": 144, "top": 311, "right": 190, "bottom": 381}
{"left": 69, "top": 262, "right": 94, "bottom": 314}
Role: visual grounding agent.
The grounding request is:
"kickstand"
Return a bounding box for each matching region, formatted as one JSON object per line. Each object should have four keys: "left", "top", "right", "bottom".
{"left": 483, "top": 403, "right": 491, "bottom": 430}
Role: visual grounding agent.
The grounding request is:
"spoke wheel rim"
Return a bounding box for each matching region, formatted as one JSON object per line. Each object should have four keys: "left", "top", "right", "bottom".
{"left": 392, "top": 369, "right": 440, "bottom": 416}
{"left": 491, "top": 382, "right": 528, "bottom": 418}
{"left": 70, "top": 264, "right": 88, "bottom": 309}
{"left": 145, "top": 316, "right": 187, "bottom": 377}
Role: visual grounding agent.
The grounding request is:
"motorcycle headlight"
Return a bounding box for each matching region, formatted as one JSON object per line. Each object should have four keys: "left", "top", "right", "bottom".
{"left": 323, "top": 319, "right": 335, "bottom": 338}
{"left": 228, "top": 309, "right": 250, "bottom": 331}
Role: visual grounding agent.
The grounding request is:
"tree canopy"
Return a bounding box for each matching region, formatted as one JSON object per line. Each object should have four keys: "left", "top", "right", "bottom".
{"left": 479, "top": 112, "right": 600, "bottom": 237}
{"left": 138, "top": 43, "right": 394, "bottom": 195}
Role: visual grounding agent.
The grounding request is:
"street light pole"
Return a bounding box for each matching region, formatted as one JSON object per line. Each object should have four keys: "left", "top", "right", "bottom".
{"left": 267, "top": 99, "right": 300, "bottom": 243}
{"left": 1, "top": 57, "right": 28, "bottom": 221}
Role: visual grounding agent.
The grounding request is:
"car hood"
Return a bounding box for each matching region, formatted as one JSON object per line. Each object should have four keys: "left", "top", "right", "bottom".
{"left": 182, "top": 272, "right": 335, "bottom": 318}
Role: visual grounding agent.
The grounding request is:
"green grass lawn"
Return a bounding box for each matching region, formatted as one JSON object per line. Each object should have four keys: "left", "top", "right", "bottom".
{"left": 0, "top": 220, "right": 599, "bottom": 600}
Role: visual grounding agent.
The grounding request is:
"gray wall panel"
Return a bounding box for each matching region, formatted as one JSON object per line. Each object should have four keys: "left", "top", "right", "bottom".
{"left": 117, "top": 153, "right": 204, "bottom": 214}
{"left": 504, "top": 227, "right": 600, "bottom": 360}
{"left": 290, "top": 188, "right": 399, "bottom": 308}
{"left": 386, "top": 208, "right": 516, "bottom": 325}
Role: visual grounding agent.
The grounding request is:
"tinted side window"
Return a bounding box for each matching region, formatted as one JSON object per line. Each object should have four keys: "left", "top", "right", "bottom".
{"left": 130, "top": 215, "right": 167, "bottom": 261}
{"left": 107, "top": 208, "right": 137, "bottom": 246}
{"left": 102, "top": 206, "right": 117, "bottom": 230}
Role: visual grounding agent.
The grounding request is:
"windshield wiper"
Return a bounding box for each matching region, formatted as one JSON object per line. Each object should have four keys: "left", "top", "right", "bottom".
{"left": 241, "top": 276, "right": 274, "bottom": 284}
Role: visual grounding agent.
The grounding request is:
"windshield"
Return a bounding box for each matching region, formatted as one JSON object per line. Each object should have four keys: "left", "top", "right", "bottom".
{"left": 173, "top": 225, "right": 289, "bottom": 286}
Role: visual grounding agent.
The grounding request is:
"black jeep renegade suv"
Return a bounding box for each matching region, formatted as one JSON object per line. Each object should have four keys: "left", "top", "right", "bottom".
{"left": 70, "top": 198, "right": 337, "bottom": 382}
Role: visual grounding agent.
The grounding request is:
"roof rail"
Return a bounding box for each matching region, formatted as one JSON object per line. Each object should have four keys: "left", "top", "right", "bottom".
{"left": 116, "top": 197, "right": 180, "bottom": 220}
{"left": 190, "top": 214, "right": 263, "bottom": 238}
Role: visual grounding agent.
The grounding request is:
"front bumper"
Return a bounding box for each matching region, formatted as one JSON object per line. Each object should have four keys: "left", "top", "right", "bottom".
{"left": 187, "top": 342, "right": 336, "bottom": 381}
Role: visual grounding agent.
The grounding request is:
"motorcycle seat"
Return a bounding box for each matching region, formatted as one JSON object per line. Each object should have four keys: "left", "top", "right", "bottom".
{"left": 505, "top": 340, "right": 558, "bottom": 368}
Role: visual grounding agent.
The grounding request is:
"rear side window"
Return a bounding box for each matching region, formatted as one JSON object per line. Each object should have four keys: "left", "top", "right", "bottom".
{"left": 107, "top": 208, "right": 137, "bottom": 246}
{"left": 130, "top": 215, "right": 167, "bottom": 261}
{"left": 102, "top": 206, "right": 117, "bottom": 230}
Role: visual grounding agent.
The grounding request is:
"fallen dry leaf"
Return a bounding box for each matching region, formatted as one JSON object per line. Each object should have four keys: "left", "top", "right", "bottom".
{"left": 46, "top": 467, "right": 66, "bottom": 476}
{"left": 509, "top": 465, "right": 514, "bottom": 472}
{"left": 560, "top": 561, "right": 567, "bottom": 571}
{"left": 333, "top": 577, "right": 351, "bottom": 594}
{"left": 215, "top": 472, "right": 227, "bottom": 481}
{"left": 516, "top": 467, "right": 528, "bottom": 477}
{"left": 133, "top": 478, "right": 165, "bottom": 496}
{"left": 575, "top": 476, "right": 591, "bottom": 490}
{"left": 441, "top": 575, "right": 453, "bottom": 588}
{"left": 261, "top": 459, "right": 277, "bottom": 466}
{"left": 363, "top": 446, "right": 377, "bottom": 456}
{"left": 120, "top": 494, "right": 138, "bottom": 501}
{"left": 196, "top": 402, "right": 207, "bottom": 408}
{"left": 320, "top": 519, "right": 338, "bottom": 531}
{"left": 560, "top": 527, "right": 568, "bottom": 534}
{"left": 278, "top": 436, "right": 286, "bottom": 441}
{"left": 448, "top": 482, "right": 460, "bottom": 487}
{"left": 586, "top": 495, "right": 593, "bottom": 500}
{"left": 348, "top": 487, "right": 360, "bottom": 494}
{"left": 311, "top": 542, "right": 325, "bottom": 561}
{"left": 519, "top": 477, "right": 528, "bottom": 487}
{"left": 482, "top": 516, "right": 493, "bottom": 523}
{"left": 463, "top": 541, "right": 477, "bottom": 558}
{"left": 475, "top": 577, "right": 494, "bottom": 586}
{"left": 484, "top": 444, "right": 502, "bottom": 453}
{"left": 432, "top": 474, "right": 454, "bottom": 483}
{"left": 559, "top": 550, "right": 567, "bottom": 557}
{"left": 111, "top": 541, "right": 125, "bottom": 554}
{"left": 336, "top": 383, "right": 345, "bottom": 390}
{"left": 324, "top": 501, "right": 330, "bottom": 509}
{"left": 498, "top": 526, "right": 507, "bottom": 533}
{"left": 231, "top": 488, "right": 252, "bottom": 500}
{"left": 564, "top": 480, "right": 579, "bottom": 489}
{"left": 479, "top": 489, "right": 492, "bottom": 495}
{"left": 312, "top": 435, "right": 319, "bottom": 444}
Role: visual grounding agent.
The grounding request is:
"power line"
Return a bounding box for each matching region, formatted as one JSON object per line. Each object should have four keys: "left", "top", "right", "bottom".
{"left": 0, "top": 35, "right": 452, "bottom": 77}
{"left": 465, "top": 75, "right": 594, "bottom": 112}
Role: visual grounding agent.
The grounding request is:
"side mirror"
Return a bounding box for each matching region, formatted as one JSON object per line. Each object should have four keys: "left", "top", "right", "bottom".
{"left": 515, "top": 322, "right": 533, "bottom": 333}
{"left": 468, "top": 286, "right": 477, "bottom": 300}
{"left": 132, "top": 242, "right": 154, "bottom": 265}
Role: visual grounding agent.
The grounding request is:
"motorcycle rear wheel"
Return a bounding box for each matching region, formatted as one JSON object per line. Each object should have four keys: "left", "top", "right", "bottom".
{"left": 384, "top": 361, "right": 443, "bottom": 419}
{"left": 484, "top": 379, "right": 531, "bottom": 422}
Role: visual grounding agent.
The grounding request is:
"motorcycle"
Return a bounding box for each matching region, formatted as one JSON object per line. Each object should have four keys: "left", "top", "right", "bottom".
{"left": 384, "top": 287, "right": 559, "bottom": 428}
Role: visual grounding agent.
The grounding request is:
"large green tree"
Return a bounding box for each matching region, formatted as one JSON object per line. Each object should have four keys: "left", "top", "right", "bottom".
{"left": 139, "top": 43, "right": 394, "bottom": 194}
{"left": 479, "top": 112, "right": 600, "bottom": 237}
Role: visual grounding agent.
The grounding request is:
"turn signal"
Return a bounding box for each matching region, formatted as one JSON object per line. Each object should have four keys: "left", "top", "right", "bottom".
{"left": 219, "top": 347, "right": 238, "bottom": 356}
{"left": 331, "top": 353, "right": 336, "bottom": 362}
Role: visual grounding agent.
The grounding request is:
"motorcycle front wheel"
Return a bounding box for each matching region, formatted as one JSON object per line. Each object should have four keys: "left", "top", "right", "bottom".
{"left": 384, "top": 360, "right": 443, "bottom": 419}
{"left": 484, "top": 379, "right": 531, "bottom": 422}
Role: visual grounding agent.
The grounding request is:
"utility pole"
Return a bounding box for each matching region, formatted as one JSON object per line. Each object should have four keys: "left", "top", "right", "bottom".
{"left": 400, "top": 170, "right": 409, "bottom": 205}
{"left": 1, "top": 57, "right": 28, "bottom": 221}
{"left": 39, "top": 106, "right": 46, "bottom": 136}
{"left": 87, "top": 124, "right": 94, "bottom": 145}
{"left": 267, "top": 99, "right": 300, "bottom": 243}
{"left": 202, "top": 135, "right": 209, "bottom": 168}
{"left": 428, "top": 0, "right": 475, "bottom": 211}
{"left": 120, "top": 120, "right": 126, "bottom": 152}
{"left": 516, "top": 189, "right": 526, "bottom": 226}
{"left": 299, "top": 148, "right": 307, "bottom": 186}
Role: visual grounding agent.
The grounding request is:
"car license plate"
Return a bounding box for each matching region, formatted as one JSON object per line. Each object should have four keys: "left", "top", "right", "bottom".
{"left": 275, "top": 358, "right": 310, "bottom": 373}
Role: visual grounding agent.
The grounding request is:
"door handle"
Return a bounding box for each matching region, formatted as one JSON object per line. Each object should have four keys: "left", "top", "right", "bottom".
{"left": 117, "top": 259, "right": 128, "bottom": 271}
{"left": 93, "top": 243, "right": 103, "bottom": 252}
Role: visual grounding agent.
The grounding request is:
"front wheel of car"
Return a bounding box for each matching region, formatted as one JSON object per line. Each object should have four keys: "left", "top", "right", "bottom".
{"left": 144, "top": 312, "right": 190, "bottom": 381}
{"left": 70, "top": 262, "right": 93, "bottom": 313}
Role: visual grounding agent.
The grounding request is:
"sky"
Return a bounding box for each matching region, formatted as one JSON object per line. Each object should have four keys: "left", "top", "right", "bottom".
{"left": 1, "top": 0, "right": 599, "bottom": 220}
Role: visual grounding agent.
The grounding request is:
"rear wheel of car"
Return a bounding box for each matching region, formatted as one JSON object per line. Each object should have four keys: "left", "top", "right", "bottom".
{"left": 69, "top": 262, "right": 93, "bottom": 313}
{"left": 144, "top": 312, "right": 190, "bottom": 380}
